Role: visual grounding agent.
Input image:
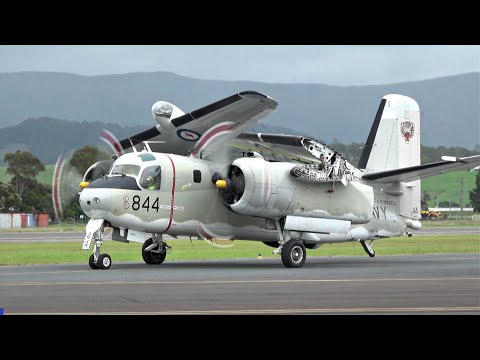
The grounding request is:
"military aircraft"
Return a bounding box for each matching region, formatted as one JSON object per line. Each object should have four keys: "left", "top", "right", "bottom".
{"left": 77, "top": 91, "right": 480, "bottom": 269}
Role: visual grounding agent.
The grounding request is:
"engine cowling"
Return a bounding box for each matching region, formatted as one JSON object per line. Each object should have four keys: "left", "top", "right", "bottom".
{"left": 216, "top": 157, "right": 373, "bottom": 223}
{"left": 151, "top": 101, "right": 185, "bottom": 131}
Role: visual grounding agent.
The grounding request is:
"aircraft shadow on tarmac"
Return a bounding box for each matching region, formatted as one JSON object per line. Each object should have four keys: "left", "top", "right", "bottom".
{"left": 91, "top": 256, "right": 407, "bottom": 271}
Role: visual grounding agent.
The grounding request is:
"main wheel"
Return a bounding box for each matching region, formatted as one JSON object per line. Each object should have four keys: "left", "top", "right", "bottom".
{"left": 142, "top": 238, "right": 167, "bottom": 265}
{"left": 88, "top": 254, "right": 99, "bottom": 270}
{"left": 281, "top": 239, "right": 306, "bottom": 268}
{"left": 97, "top": 253, "right": 112, "bottom": 270}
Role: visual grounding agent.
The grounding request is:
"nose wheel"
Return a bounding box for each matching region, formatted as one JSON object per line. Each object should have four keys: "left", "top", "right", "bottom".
{"left": 88, "top": 245, "right": 112, "bottom": 270}
{"left": 88, "top": 254, "right": 99, "bottom": 269}
{"left": 83, "top": 219, "right": 113, "bottom": 270}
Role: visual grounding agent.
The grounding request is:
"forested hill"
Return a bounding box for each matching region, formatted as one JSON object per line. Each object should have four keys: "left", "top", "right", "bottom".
{"left": 0, "top": 117, "right": 146, "bottom": 164}
{"left": 0, "top": 71, "right": 478, "bottom": 149}
{"left": 0, "top": 117, "right": 477, "bottom": 165}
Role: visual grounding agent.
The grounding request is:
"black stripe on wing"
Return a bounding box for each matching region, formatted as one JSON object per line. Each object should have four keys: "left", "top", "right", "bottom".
{"left": 237, "top": 133, "right": 305, "bottom": 147}
{"left": 119, "top": 126, "right": 161, "bottom": 150}
{"left": 171, "top": 93, "right": 242, "bottom": 127}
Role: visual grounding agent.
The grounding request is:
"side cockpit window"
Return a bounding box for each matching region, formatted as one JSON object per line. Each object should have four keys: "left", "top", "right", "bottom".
{"left": 140, "top": 166, "right": 161, "bottom": 190}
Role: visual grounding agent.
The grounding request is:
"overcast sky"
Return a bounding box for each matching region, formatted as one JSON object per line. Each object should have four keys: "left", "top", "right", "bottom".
{"left": 0, "top": 45, "right": 478, "bottom": 85}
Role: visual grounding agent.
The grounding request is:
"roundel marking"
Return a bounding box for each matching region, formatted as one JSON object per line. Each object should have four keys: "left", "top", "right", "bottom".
{"left": 177, "top": 129, "right": 202, "bottom": 142}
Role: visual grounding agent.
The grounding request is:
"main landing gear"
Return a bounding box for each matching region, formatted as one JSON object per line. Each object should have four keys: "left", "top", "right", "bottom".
{"left": 273, "top": 220, "right": 307, "bottom": 268}
{"left": 142, "top": 234, "right": 170, "bottom": 265}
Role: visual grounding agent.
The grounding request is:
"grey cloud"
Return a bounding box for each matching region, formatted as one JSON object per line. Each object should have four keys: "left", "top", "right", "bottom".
{"left": 0, "top": 45, "right": 478, "bottom": 85}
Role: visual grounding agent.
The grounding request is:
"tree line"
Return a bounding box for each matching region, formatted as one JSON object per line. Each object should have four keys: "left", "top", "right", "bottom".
{"left": 0, "top": 147, "right": 109, "bottom": 220}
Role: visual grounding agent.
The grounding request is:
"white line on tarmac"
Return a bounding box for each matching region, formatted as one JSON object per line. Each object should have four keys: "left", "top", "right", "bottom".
{"left": 0, "top": 277, "right": 478, "bottom": 286}
{"left": 6, "top": 306, "right": 480, "bottom": 315}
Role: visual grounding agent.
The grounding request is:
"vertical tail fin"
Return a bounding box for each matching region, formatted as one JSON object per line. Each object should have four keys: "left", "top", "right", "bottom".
{"left": 359, "top": 94, "right": 421, "bottom": 219}
{"left": 358, "top": 94, "right": 420, "bottom": 172}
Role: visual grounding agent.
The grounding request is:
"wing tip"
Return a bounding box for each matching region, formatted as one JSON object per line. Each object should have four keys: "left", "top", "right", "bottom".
{"left": 239, "top": 90, "right": 278, "bottom": 109}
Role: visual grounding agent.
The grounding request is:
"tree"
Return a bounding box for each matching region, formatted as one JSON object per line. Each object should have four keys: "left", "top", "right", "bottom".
{"left": 21, "top": 181, "right": 53, "bottom": 214}
{"left": 4, "top": 150, "right": 45, "bottom": 198}
{"left": 469, "top": 171, "right": 480, "bottom": 212}
{"left": 69, "top": 146, "right": 110, "bottom": 176}
{"left": 422, "top": 191, "right": 431, "bottom": 203}
{"left": 0, "top": 182, "right": 22, "bottom": 211}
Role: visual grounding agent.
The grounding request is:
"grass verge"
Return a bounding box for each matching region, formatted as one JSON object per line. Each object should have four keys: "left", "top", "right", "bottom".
{"left": 0, "top": 235, "right": 478, "bottom": 266}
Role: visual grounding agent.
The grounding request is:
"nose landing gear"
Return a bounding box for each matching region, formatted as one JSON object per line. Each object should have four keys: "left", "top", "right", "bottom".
{"left": 83, "top": 219, "right": 112, "bottom": 270}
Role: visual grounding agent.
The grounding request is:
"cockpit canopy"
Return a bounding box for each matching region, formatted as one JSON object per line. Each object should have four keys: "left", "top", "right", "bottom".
{"left": 83, "top": 152, "right": 163, "bottom": 191}
{"left": 138, "top": 165, "right": 161, "bottom": 190}
{"left": 109, "top": 157, "right": 161, "bottom": 190}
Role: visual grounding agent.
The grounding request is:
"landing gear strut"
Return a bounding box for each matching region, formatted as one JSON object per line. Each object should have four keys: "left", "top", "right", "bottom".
{"left": 273, "top": 219, "right": 307, "bottom": 268}
{"left": 142, "top": 234, "right": 170, "bottom": 265}
{"left": 83, "top": 219, "right": 112, "bottom": 270}
{"left": 89, "top": 232, "right": 111, "bottom": 269}
{"left": 359, "top": 239, "right": 375, "bottom": 257}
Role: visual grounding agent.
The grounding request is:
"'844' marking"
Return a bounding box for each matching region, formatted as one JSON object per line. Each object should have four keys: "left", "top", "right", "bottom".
{"left": 132, "top": 196, "right": 160, "bottom": 212}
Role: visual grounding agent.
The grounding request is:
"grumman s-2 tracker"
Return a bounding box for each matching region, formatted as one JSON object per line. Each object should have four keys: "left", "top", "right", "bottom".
{"left": 78, "top": 90, "right": 480, "bottom": 269}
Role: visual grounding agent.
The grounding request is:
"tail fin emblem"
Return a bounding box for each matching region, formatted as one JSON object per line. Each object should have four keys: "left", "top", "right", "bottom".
{"left": 401, "top": 121, "right": 415, "bottom": 143}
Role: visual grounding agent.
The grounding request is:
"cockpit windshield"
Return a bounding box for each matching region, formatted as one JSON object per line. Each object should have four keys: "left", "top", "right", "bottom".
{"left": 110, "top": 164, "right": 141, "bottom": 177}
{"left": 139, "top": 165, "right": 161, "bottom": 190}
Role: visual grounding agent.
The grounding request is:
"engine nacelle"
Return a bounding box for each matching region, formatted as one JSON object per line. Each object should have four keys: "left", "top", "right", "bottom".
{"left": 217, "top": 157, "right": 373, "bottom": 223}
{"left": 151, "top": 101, "right": 185, "bottom": 131}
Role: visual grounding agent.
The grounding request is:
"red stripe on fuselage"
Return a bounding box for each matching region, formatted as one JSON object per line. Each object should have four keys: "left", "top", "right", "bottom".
{"left": 163, "top": 154, "right": 176, "bottom": 232}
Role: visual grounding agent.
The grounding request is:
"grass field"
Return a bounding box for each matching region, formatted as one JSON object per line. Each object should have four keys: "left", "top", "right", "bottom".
{"left": 0, "top": 165, "right": 55, "bottom": 185}
{"left": 422, "top": 170, "right": 476, "bottom": 207}
{"left": 0, "top": 235, "right": 478, "bottom": 266}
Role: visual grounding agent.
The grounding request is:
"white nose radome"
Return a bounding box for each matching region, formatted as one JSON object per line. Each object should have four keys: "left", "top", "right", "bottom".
{"left": 79, "top": 188, "right": 112, "bottom": 219}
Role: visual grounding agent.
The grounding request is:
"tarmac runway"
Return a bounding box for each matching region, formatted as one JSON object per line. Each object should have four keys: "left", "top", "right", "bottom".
{"left": 0, "top": 253, "right": 478, "bottom": 314}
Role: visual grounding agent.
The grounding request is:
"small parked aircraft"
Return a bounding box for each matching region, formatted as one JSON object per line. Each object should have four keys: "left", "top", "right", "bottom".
{"left": 76, "top": 91, "right": 480, "bottom": 269}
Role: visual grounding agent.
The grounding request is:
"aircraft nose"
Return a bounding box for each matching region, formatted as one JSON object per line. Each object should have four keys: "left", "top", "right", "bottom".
{"left": 79, "top": 188, "right": 112, "bottom": 218}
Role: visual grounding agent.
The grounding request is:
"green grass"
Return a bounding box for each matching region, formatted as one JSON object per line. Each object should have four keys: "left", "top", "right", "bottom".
{"left": 421, "top": 219, "right": 480, "bottom": 227}
{"left": 0, "top": 165, "right": 54, "bottom": 185}
{"left": 422, "top": 170, "right": 476, "bottom": 207}
{"left": 0, "top": 235, "right": 478, "bottom": 266}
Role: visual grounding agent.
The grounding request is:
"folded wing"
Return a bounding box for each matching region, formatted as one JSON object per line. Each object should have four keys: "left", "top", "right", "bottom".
{"left": 118, "top": 91, "right": 278, "bottom": 157}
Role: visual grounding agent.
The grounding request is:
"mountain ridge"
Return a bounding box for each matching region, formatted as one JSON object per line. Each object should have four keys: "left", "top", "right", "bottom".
{"left": 0, "top": 71, "right": 478, "bottom": 150}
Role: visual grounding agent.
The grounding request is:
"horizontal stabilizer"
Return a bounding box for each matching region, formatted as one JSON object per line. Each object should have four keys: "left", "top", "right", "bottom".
{"left": 362, "top": 155, "right": 480, "bottom": 183}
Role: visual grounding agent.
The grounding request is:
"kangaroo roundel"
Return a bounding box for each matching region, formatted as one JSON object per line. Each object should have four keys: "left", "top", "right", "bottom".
{"left": 401, "top": 121, "right": 415, "bottom": 143}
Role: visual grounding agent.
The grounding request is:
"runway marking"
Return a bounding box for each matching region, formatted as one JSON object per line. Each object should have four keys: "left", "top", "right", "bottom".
{"left": 0, "top": 277, "right": 478, "bottom": 286}
{"left": 5, "top": 306, "right": 480, "bottom": 315}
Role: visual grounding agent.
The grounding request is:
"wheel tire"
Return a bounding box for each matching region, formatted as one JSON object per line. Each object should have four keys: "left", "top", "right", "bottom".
{"left": 281, "top": 239, "right": 306, "bottom": 268}
{"left": 97, "top": 254, "right": 112, "bottom": 270}
{"left": 88, "top": 254, "right": 99, "bottom": 270}
{"left": 142, "top": 238, "right": 167, "bottom": 265}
